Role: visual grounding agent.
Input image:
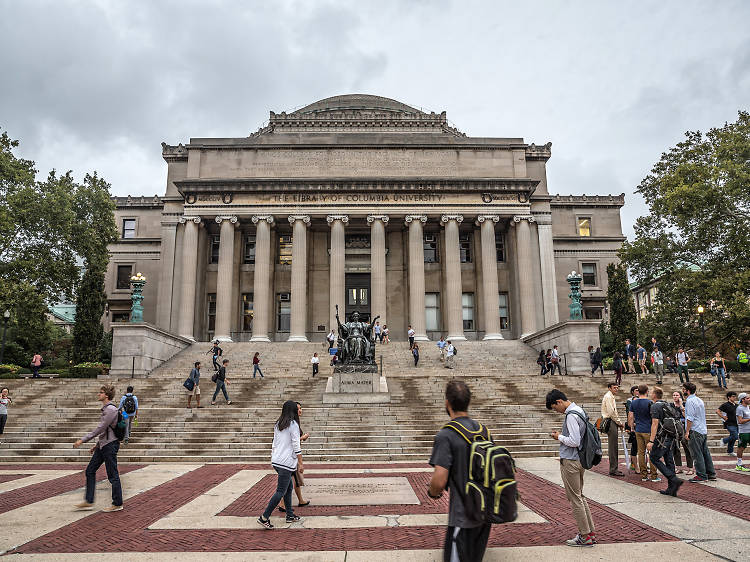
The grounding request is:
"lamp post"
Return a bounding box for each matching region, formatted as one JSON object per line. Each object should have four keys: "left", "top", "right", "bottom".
{"left": 129, "top": 273, "right": 147, "bottom": 323}
{"left": 0, "top": 309, "right": 10, "bottom": 365}
{"left": 697, "top": 305, "right": 707, "bottom": 359}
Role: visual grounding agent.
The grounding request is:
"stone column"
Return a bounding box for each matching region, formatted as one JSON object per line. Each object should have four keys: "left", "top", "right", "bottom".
{"left": 367, "top": 215, "right": 389, "bottom": 326}
{"left": 250, "top": 215, "right": 274, "bottom": 342}
{"left": 405, "top": 215, "right": 428, "bottom": 341}
{"left": 513, "top": 215, "right": 536, "bottom": 337}
{"left": 288, "top": 215, "right": 310, "bottom": 342}
{"left": 214, "top": 215, "right": 238, "bottom": 342}
{"left": 477, "top": 215, "right": 503, "bottom": 340}
{"left": 177, "top": 216, "right": 201, "bottom": 340}
{"left": 157, "top": 219, "right": 178, "bottom": 331}
{"left": 327, "top": 215, "right": 348, "bottom": 332}
{"left": 536, "top": 217, "right": 560, "bottom": 327}
{"left": 441, "top": 214, "right": 466, "bottom": 341}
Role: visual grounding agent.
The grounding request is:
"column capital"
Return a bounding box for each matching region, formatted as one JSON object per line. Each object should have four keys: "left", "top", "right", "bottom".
{"left": 532, "top": 213, "right": 552, "bottom": 225}
{"left": 367, "top": 214, "right": 390, "bottom": 224}
{"left": 440, "top": 214, "right": 464, "bottom": 224}
{"left": 251, "top": 215, "right": 274, "bottom": 225}
{"left": 404, "top": 214, "right": 427, "bottom": 225}
{"left": 326, "top": 214, "right": 349, "bottom": 225}
{"left": 178, "top": 215, "right": 202, "bottom": 225}
{"left": 214, "top": 215, "right": 239, "bottom": 225}
{"left": 512, "top": 215, "right": 536, "bottom": 224}
{"left": 288, "top": 214, "right": 311, "bottom": 226}
{"left": 476, "top": 214, "right": 500, "bottom": 226}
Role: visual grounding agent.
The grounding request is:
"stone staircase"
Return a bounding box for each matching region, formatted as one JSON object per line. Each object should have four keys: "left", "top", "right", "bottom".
{"left": 1, "top": 340, "right": 747, "bottom": 463}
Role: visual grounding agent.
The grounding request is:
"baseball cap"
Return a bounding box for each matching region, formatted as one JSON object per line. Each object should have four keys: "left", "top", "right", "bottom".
{"left": 738, "top": 392, "right": 748, "bottom": 402}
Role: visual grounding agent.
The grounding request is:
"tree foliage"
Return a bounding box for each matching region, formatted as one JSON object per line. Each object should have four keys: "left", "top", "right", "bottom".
{"left": 603, "top": 263, "right": 637, "bottom": 355}
{"left": 620, "top": 111, "right": 750, "bottom": 353}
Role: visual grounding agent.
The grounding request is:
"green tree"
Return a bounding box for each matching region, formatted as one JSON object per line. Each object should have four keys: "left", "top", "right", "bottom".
{"left": 604, "top": 263, "right": 637, "bottom": 355}
{"left": 72, "top": 268, "right": 107, "bottom": 364}
{"left": 620, "top": 111, "right": 750, "bottom": 352}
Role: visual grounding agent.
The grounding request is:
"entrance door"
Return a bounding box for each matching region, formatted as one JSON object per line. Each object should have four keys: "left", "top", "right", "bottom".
{"left": 345, "top": 273, "right": 371, "bottom": 322}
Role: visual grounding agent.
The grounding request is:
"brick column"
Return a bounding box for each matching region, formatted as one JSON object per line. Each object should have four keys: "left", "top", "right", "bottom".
{"left": 441, "top": 214, "right": 466, "bottom": 341}
{"left": 367, "top": 215, "right": 389, "bottom": 326}
{"left": 177, "top": 216, "right": 201, "bottom": 340}
{"left": 288, "top": 215, "right": 310, "bottom": 342}
{"left": 477, "top": 215, "right": 503, "bottom": 340}
{"left": 250, "top": 215, "right": 274, "bottom": 342}
{"left": 327, "top": 215, "right": 348, "bottom": 332}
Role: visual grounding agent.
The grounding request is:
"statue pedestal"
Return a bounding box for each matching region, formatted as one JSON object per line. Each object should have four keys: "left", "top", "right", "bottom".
{"left": 324, "top": 366, "right": 390, "bottom": 404}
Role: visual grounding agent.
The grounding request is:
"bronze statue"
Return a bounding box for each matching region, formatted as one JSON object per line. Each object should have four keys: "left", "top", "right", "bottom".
{"left": 335, "top": 305, "right": 380, "bottom": 364}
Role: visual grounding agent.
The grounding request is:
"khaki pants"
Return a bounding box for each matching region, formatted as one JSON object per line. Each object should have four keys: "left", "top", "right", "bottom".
{"left": 445, "top": 355, "right": 455, "bottom": 369}
{"left": 626, "top": 356, "right": 635, "bottom": 373}
{"left": 654, "top": 363, "right": 664, "bottom": 382}
{"left": 636, "top": 432, "right": 657, "bottom": 478}
{"left": 606, "top": 420, "right": 619, "bottom": 473}
{"left": 560, "top": 459, "right": 595, "bottom": 536}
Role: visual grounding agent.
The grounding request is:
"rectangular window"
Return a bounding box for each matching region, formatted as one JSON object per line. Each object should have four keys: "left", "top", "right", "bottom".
{"left": 425, "top": 293, "right": 440, "bottom": 331}
{"left": 495, "top": 232, "right": 505, "bottom": 263}
{"left": 424, "top": 234, "right": 439, "bottom": 263}
{"left": 345, "top": 234, "right": 370, "bottom": 249}
{"left": 116, "top": 265, "right": 132, "bottom": 289}
{"left": 122, "top": 219, "right": 135, "bottom": 239}
{"left": 577, "top": 217, "right": 591, "bottom": 237}
{"left": 499, "top": 293, "right": 509, "bottom": 330}
{"left": 582, "top": 263, "right": 597, "bottom": 286}
{"left": 111, "top": 312, "right": 130, "bottom": 323}
{"left": 459, "top": 233, "right": 472, "bottom": 263}
{"left": 278, "top": 235, "right": 292, "bottom": 265}
{"left": 277, "top": 293, "right": 291, "bottom": 332}
{"left": 209, "top": 235, "right": 220, "bottom": 264}
{"left": 207, "top": 294, "right": 217, "bottom": 332}
{"left": 584, "top": 308, "right": 603, "bottom": 320}
{"left": 242, "top": 293, "right": 253, "bottom": 331}
{"left": 244, "top": 235, "right": 256, "bottom": 264}
{"left": 462, "top": 292, "right": 475, "bottom": 331}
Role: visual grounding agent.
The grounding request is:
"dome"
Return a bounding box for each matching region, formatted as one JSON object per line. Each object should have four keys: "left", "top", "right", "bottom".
{"left": 291, "top": 94, "right": 424, "bottom": 116}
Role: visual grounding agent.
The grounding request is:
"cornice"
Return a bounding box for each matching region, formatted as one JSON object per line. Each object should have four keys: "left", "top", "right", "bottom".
{"left": 112, "top": 195, "right": 164, "bottom": 209}
{"left": 161, "top": 142, "right": 188, "bottom": 162}
{"left": 525, "top": 142, "right": 552, "bottom": 161}
{"left": 550, "top": 193, "right": 626, "bottom": 207}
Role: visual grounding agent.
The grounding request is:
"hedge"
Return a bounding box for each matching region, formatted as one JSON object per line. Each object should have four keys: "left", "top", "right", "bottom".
{"left": 0, "top": 364, "right": 22, "bottom": 375}
{"left": 69, "top": 362, "right": 109, "bottom": 378}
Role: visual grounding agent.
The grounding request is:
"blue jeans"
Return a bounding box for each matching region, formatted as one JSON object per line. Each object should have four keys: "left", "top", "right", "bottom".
{"left": 723, "top": 425, "right": 739, "bottom": 454}
{"left": 688, "top": 431, "right": 716, "bottom": 479}
{"left": 262, "top": 466, "right": 294, "bottom": 519}
{"left": 85, "top": 440, "right": 122, "bottom": 506}
{"left": 253, "top": 364, "right": 264, "bottom": 378}
{"left": 715, "top": 367, "right": 727, "bottom": 388}
{"left": 213, "top": 380, "right": 229, "bottom": 402}
{"left": 650, "top": 436, "right": 677, "bottom": 483}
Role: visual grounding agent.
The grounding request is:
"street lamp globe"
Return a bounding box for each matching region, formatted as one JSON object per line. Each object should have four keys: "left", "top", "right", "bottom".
{"left": 3, "top": 310, "right": 9, "bottom": 320}
{"left": 697, "top": 305, "right": 704, "bottom": 314}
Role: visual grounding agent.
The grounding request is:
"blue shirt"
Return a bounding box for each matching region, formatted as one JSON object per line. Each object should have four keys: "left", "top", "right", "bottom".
{"left": 119, "top": 393, "right": 139, "bottom": 411}
{"left": 437, "top": 340, "right": 447, "bottom": 349}
{"left": 630, "top": 398, "right": 653, "bottom": 433}
{"left": 685, "top": 394, "right": 707, "bottom": 435}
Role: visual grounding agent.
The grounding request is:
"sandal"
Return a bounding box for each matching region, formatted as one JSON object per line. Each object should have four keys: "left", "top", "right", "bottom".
{"left": 298, "top": 501, "right": 310, "bottom": 507}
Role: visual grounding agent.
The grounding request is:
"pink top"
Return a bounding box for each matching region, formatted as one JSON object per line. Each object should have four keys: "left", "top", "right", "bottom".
{"left": 32, "top": 354, "right": 42, "bottom": 367}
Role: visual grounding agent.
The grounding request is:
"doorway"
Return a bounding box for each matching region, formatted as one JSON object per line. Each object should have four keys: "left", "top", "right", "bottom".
{"left": 345, "top": 273, "right": 371, "bottom": 322}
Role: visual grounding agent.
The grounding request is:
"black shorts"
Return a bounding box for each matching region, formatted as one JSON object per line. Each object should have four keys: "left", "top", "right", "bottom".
{"left": 443, "top": 524, "right": 491, "bottom": 562}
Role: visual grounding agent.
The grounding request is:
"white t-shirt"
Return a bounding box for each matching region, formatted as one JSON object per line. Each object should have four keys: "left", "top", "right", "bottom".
{"left": 0, "top": 397, "right": 10, "bottom": 415}
{"left": 737, "top": 404, "right": 750, "bottom": 434}
{"left": 677, "top": 352, "right": 689, "bottom": 366}
{"left": 446, "top": 344, "right": 454, "bottom": 357}
{"left": 408, "top": 329, "right": 415, "bottom": 338}
{"left": 374, "top": 325, "right": 381, "bottom": 334}
{"left": 327, "top": 332, "right": 335, "bottom": 342}
{"left": 311, "top": 356, "right": 319, "bottom": 365}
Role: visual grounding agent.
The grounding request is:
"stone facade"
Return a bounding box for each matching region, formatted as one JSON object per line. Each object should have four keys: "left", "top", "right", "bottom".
{"left": 104, "top": 94, "right": 625, "bottom": 342}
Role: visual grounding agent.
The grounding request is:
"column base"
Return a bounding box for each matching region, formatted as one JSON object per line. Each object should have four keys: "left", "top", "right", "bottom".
{"left": 415, "top": 335, "right": 430, "bottom": 342}
{"left": 249, "top": 336, "right": 271, "bottom": 342}
{"left": 214, "top": 335, "right": 233, "bottom": 343}
{"left": 483, "top": 333, "right": 504, "bottom": 341}
{"left": 447, "top": 335, "right": 467, "bottom": 342}
{"left": 287, "top": 335, "right": 309, "bottom": 342}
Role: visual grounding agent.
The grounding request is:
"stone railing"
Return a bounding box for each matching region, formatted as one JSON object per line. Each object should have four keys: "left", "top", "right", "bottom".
{"left": 110, "top": 323, "right": 193, "bottom": 377}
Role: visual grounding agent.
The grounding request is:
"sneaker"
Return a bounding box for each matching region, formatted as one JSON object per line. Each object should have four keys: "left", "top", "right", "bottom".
{"left": 74, "top": 501, "right": 95, "bottom": 511}
{"left": 688, "top": 476, "right": 707, "bottom": 483}
{"left": 102, "top": 504, "right": 123, "bottom": 512}
{"left": 736, "top": 465, "right": 750, "bottom": 472}
{"left": 650, "top": 477, "right": 662, "bottom": 483}
{"left": 728, "top": 452, "right": 736, "bottom": 457}
{"left": 609, "top": 470, "right": 625, "bottom": 476}
{"left": 707, "top": 476, "right": 717, "bottom": 481}
{"left": 565, "top": 534, "right": 594, "bottom": 547}
{"left": 588, "top": 532, "right": 598, "bottom": 544}
{"left": 285, "top": 514, "right": 301, "bottom": 523}
{"left": 257, "top": 516, "right": 274, "bottom": 529}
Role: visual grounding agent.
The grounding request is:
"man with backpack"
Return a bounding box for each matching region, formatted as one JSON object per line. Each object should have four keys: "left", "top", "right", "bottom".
{"left": 546, "top": 389, "right": 597, "bottom": 547}
{"left": 645, "top": 387, "right": 685, "bottom": 497}
{"left": 118, "top": 386, "right": 138, "bottom": 444}
{"left": 73, "top": 384, "right": 124, "bottom": 512}
{"left": 428, "top": 380, "right": 493, "bottom": 561}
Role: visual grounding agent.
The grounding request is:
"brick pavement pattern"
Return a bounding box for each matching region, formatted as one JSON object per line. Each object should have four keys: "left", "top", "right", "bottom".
{"left": 0, "top": 473, "right": 33, "bottom": 484}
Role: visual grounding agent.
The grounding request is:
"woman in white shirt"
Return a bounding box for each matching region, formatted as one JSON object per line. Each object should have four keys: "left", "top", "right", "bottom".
{"left": 311, "top": 353, "right": 319, "bottom": 377}
{"left": 258, "top": 400, "right": 304, "bottom": 529}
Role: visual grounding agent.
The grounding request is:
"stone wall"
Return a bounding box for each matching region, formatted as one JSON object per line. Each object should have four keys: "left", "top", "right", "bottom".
{"left": 110, "top": 323, "right": 192, "bottom": 377}
{"left": 522, "top": 320, "right": 601, "bottom": 376}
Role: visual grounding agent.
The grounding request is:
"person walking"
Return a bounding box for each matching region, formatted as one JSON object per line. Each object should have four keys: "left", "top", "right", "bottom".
{"left": 549, "top": 345, "right": 561, "bottom": 376}
{"left": 0, "top": 387, "right": 11, "bottom": 442}
{"left": 207, "top": 341, "right": 223, "bottom": 371}
{"left": 374, "top": 321, "right": 381, "bottom": 343}
{"left": 651, "top": 347, "right": 664, "bottom": 384}
{"left": 31, "top": 353, "right": 43, "bottom": 378}
{"left": 591, "top": 347, "right": 603, "bottom": 376}
{"left": 445, "top": 341, "right": 455, "bottom": 369}
{"left": 588, "top": 346, "right": 595, "bottom": 373}
{"left": 675, "top": 348, "right": 690, "bottom": 383}
{"left": 601, "top": 382, "right": 625, "bottom": 476}
{"left": 624, "top": 339, "right": 636, "bottom": 374}
{"left": 118, "top": 386, "right": 138, "bottom": 444}
{"left": 252, "top": 352, "right": 264, "bottom": 378}
{"left": 710, "top": 352, "right": 727, "bottom": 389}
{"left": 546, "top": 389, "right": 596, "bottom": 547}
{"left": 636, "top": 344, "right": 649, "bottom": 375}
{"left": 545, "top": 349, "right": 553, "bottom": 375}
{"left": 682, "top": 382, "right": 716, "bottom": 482}
{"left": 717, "top": 391, "right": 739, "bottom": 456}
{"left": 429, "top": 380, "right": 493, "bottom": 561}
{"left": 73, "top": 384, "right": 123, "bottom": 512}
{"left": 671, "top": 391, "right": 693, "bottom": 475}
{"left": 412, "top": 343, "right": 420, "bottom": 367}
{"left": 628, "top": 383, "right": 659, "bottom": 482}
{"left": 211, "top": 359, "right": 232, "bottom": 405}
{"left": 735, "top": 392, "right": 750, "bottom": 472}
{"left": 613, "top": 352, "right": 624, "bottom": 386}
{"left": 646, "top": 387, "right": 684, "bottom": 497}
{"left": 258, "top": 400, "right": 304, "bottom": 529}
{"left": 311, "top": 353, "right": 319, "bottom": 377}
{"left": 437, "top": 336, "right": 447, "bottom": 362}
{"left": 537, "top": 350, "right": 549, "bottom": 376}
{"left": 186, "top": 361, "right": 202, "bottom": 409}
{"left": 625, "top": 386, "right": 639, "bottom": 471}
{"left": 737, "top": 350, "right": 749, "bottom": 372}
{"left": 278, "top": 402, "right": 311, "bottom": 512}
{"left": 326, "top": 329, "right": 336, "bottom": 349}
{"left": 382, "top": 325, "right": 390, "bottom": 344}
{"left": 407, "top": 325, "right": 415, "bottom": 349}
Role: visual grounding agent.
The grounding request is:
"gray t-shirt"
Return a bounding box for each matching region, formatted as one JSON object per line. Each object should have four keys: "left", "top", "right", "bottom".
{"left": 0, "top": 397, "right": 9, "bottom": 415}
{"left": 737, "top": 404, "right": 750, "bottom": 434}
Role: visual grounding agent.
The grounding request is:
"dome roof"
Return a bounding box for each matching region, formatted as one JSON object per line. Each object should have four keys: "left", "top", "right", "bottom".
{"left": 292, "top": 94, "right": 424, "bottom": 115}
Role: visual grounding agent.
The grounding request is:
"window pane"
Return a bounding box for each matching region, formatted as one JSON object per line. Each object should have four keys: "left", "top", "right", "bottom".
{"left": 359, "top": 289, "right": 368, "bottom": 305}
{"left": 345, "top": 234, "right": 370, "bottom": 249}
{"left": 242, "top": 293, "right": 253, "bottom": 331}
{"left": 425, "top": 293, "right": 437, "bottom": 307}
{"left": 582, "top": 263, "right": 597, "bottom": 286}
{"left": 210, "top": 235, "right": 220, "bottom": 264}
{"left": 459, "top": 233, "right": 472, "bottom": 263}
{"left": 116, "top": 265, "right": 132, "bottom": 289}
{"left": 207, "top": 294, "right": 216, "bottom": 331}
{"left": 244, "top": 235, "right": 256, "bottom": 264}
{"left": 495, "top": 232, "right": 505, "bottom": 262}
{"left": 462, "top": 292, "right": 474, "bottom": 330}
{"left": 577, "top": 217, "right": 591, "bottom": 237}
{"left": 348, "top": 289, "right": 358, "bottom": 305}
{"left": 277, "top": 294, "right": 290, "bottom": 332}
{"left": 123, "top": 219, "right": 135, "bottom": 239}
{"left": 499, "top": 293, "right": 509, "bottom": 330}
{"left": 425, "top": 292, "right": 440, "bottom": 331}
{"left": 278, "top": 235, "right": 293, "bottom": 265}
{"left": 423, "top": 235, "right": 438, "bottom": 263}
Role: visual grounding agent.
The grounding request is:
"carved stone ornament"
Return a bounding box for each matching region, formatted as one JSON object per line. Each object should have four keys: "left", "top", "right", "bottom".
{"left": 288, "top": 215, "right": 312, "bottom": 225}
{"left": 178, "top": 216, "right": 202, "bottom": 225}
{"left": 214, "top": 215, "right": 239, "bottom": 224}
{"left": 404, "top": 215, "right": 427, "bottom": 224}
{"left": 476, "top": 215, "right": 500, "bottom": 225}
{"left": 221, "top": 192, "right": 234, "bottom": 204}
{"left": 326, "top": 214, "right": 350, "bottom": 225}
{"left": 440, "top": 214, "right": 464, "bottom": 224}
{"left": 251, "top": 215, "right": 274, "bottom": 225}
{"left": 366, "top": 214, "right": 390, "bottom": 224}
{"left": 184, "top": 194, "right": 197, "bottom": 205}
{"left": 512, "top": 215, "right": 536, "bottom": 223}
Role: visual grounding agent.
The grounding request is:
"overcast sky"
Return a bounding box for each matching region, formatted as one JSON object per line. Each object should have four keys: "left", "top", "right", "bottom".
{"left": 2, "top": 0, "right": 748, "bottom": 238}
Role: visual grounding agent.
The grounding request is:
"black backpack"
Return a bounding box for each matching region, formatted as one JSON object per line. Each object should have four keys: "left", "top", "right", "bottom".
{"left": 452, "top": 346, "right": 458, "bottom": 356}
{"left": 108, "top": 404, "right": 127, "bottom": 441}
{"left": 565, "top": 410, "right": 602, "bottom": 469}
{"left": 443, "top": 420, "right": 518, "bottom": 524}
{"left": 657, "top": 401, "right": 685, "bottom": 440}
{"left": 122, "top": 395, "right": 137, "bottom": 415}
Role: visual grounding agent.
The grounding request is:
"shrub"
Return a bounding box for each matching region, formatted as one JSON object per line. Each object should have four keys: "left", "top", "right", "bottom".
{"left": 69, "top": 362, "right": 109, "bottom": 378}
{"left": 601, "top": 357, "right": 614, "bottom": 370}
{"left": 0, "top": 371, "right": 19, "bottom": 379}
{"left": 0, "top": 364, "right": 22, "bottom": 374}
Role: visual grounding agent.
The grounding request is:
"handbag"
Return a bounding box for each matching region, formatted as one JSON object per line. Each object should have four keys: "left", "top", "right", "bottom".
{"left": 183, "top": 377, "right": 195, "bottom": 391}
{"left": 595, "top": 417, "right": 611, "bottom": 434}
{"left": 211, "top": 372, "right": 218, "bottom": 383}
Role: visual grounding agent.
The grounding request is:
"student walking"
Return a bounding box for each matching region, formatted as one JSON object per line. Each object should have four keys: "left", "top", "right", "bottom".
{"left": 445, "top": 341, "right": 455, "bottom": 369}
{"left": 710, "top": 352, "right": 727, "bottom": 389}
{"left": 412, "top": 343, "right": 420, "bottom": 367}
{"left": 738, "top": 350, "right": 749, "bottom": 372}
{"left": 629, "top": 384, "right": 659, "bottom": 481}
{"left": 186, "top": 362, "right": 202, "bottom": 408}
{"left": 651, "top": 348, "right": 664, "bottom": 384}
{"left": 73, "top": 384, "right": 123, "bottom": 512}
{"left": 646, "top": 387, "right": 684, "bottom": 497}
{"left": 549, "top": 346, "right": 561, "bottom": 375}
{"left": 258, "top": 400, "right": 304, "bottom": 529}
{"left": 671, "top": 391, "right": 693, "bottom": 475}
{"left": 613, "top": 352, "right": 623, "bottom": 386}
{"left": 537, "top": 350, "right": 548, "bottom": 376}
{"left": 253, "top": 352, "right": 264, "bottom": 378}
{"left": 382, "top": 325, "right": 390, "bottom": 344}
{"left": 682, "top": 382, "right": 716, "bottom": 482}
{"left": 118, "top": 386, "right": 138, "bottom": 444}
{"left": 590, "top": 347, "right": 603, "bottom": 376}
{"left": 735, "top": 393, "right": 750, "bottom": 472}
{"left": 407, "top": 325, "right": 415, "bottom": 349}
{"left": 625, "top": 386, "right": 639, "bottom": 471}
{"left": 311, "top": 353, "right": 319, "bottom": 377}
{"left": 326, "top": 329, "right": 336, "bottom": 349}
{"left": 31, "top": 353, "right": 42, "bottom": 378}
{"left": 279, "top": 402, "right": 311, "bottom": 512}
{"left": 428, "top": 380, "right": 493, "bottom": 561}
{"left": 624, "top": 339, "right": 636, "bottom": 374}
{"left": 374, "top": 322, "right": 381, "bottom": 343}
{"left": 0, "top": 388, "right": 11, "bottom": 442}
{"left": 675, "top": 348, "right": 690, "bottom": 383}
{"left": 717, "top": 391, "right": 739, "bottom": 456}
{"left": 437, "top": 337, "right": 447, "bottom": 362}
{"left": 546, "top": 389, "right": 596, "bottom": 547}
{"left": 212, "top": 359, "right": 232, "bottom": 405}
{"left": 601, "top": 383, "right": 625, "bottom": 476}
{"left": 636, "top": 344, "right": 649, "bottom": 374}
{"left": 207, "top": 341, "right": 223, "bottom": 371}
